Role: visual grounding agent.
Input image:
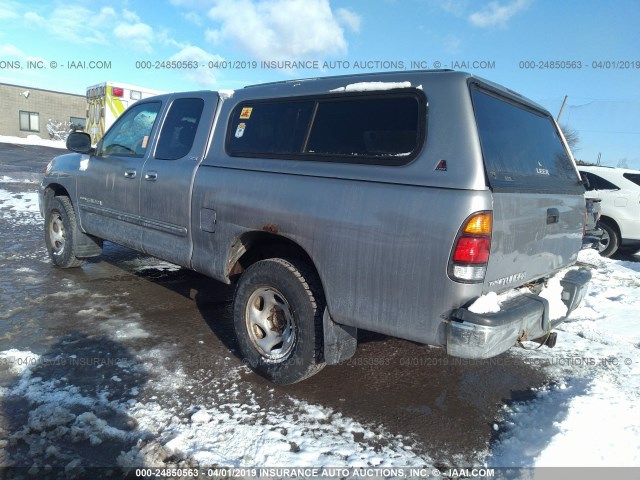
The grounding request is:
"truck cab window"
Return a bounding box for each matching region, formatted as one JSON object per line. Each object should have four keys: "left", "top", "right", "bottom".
{"left": 100, "top": 102, "right": 161, "bottom": 157}
{"left": 155, "top": 98, "right": 205, "bottom": 160}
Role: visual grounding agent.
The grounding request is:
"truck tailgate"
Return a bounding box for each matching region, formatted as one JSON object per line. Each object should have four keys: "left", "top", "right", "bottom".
{"left": 485, "top": 192, "right": 583, "bottom": 292}
{"left": 470, "top": 84, "right": 585, "bottom": 293}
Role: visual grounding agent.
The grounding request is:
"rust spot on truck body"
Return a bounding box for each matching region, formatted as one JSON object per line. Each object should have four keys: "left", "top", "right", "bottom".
{"left": 262, "top": 223, "right": 279, "bottom": 234}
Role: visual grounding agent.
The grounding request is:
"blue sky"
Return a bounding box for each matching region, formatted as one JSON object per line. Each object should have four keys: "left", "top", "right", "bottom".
{"left": 1, "top": 0, "right": 639, "bottom": 168}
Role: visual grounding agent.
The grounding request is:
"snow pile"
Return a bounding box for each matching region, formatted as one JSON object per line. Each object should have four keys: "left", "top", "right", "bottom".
{"left": 468, "top": 288, "right": 524, "bottom": 314}
{"left": 468, "top": 291, "right": 501, "bottom": 314}
{"left": 0, "top": 349, "right": 142, "bottom": 471}
{"left": 538, "top": 274, "right": 568, "bottom": 320}
{"left": 0, "top": 176, "right": 37, "bottom": 184}
{"left": 0, "top": 134, "right": 66, "bottom": 149}
{"left": 0, "top": 189, "right": 41, "bottom": 226}
{"left": 491, "top": 248, "right": 640, "bottom": 467}
{"left": 124, "top": 380, "right": 429, "bottom": 468}
{"left": 330, "top": 81, "right": 412, "bottom": 93}
{"left": 469, "top": 266, "right": 579, "bottom": 318}
{"left": 0, "top": 189, "right": 40, "bottom": 214}
{"left": 132, "top": 260, "right": 181, "bottom": 273}
{"left": 0, "top": 349, "right": 41, "bottom": 377}
{"left": 218, "top": 89, "right": 235, "bottom": 99}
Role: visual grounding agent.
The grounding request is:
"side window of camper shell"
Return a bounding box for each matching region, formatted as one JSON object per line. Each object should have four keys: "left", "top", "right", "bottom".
{"left": 226, "top": 91, "right": 426, "bottom": 165}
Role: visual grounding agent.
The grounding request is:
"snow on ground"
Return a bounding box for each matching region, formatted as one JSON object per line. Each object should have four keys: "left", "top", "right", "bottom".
{"left": 124, "top": 379, "right": 427, "bottom": 469}
{"left": 0, "top": 188, "right": 41, "bottom": 228}
{"left": 0, "top": 134, "right": 66, "bottom": 149}
{"left": 490, "top": 248, "right": 640, "bottom": 467}
{"left": 0, "top": 350, "right": 41, "bottom": 377}
{"left": 0, "top": 189, "right": 40, "bottom": 214}
{"left": 1, "top": 176, "right": 37, "bottom": 184}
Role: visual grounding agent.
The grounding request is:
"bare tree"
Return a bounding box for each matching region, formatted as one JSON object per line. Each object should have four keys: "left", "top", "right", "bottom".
{"left": 560, "top": 124, "right": 580, "bottom": 152}
{"left": 617, "top": 158, "right": 629, "bottom": 169}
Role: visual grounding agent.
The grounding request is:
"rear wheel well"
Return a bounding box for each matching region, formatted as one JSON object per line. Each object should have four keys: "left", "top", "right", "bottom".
{"left": 228, "top": 232, "right": 322, "bottom": 287}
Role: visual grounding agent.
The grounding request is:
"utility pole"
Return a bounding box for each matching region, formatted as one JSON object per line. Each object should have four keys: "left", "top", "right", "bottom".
{"left": 557, "top": 95, "right": 568, "bottom": 122}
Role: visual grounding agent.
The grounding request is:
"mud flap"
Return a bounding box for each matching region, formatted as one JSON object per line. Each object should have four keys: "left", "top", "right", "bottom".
{"left": 323, "top": 308, "right": 357, "bottom": 365}
{"left": 74, "top": 227, "right": 103, "bottom": 258}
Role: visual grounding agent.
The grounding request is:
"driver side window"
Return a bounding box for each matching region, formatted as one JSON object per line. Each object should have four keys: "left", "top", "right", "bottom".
{"left": 100, "top": 102, "right": 161, "bottom": 157}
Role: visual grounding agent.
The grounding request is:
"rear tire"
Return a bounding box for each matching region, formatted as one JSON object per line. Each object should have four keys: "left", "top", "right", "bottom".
{"left": 597, "top": 221, "right": 619, "bottom": 258}
{"left": 233, "top": 257, "right": 325, "bottom": 384}
{"left": 45, "top": 196, "right": 85, "bottom": 268}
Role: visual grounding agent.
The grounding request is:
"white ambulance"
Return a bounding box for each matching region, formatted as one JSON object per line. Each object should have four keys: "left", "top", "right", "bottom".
{"left": 85, "top": 82, "right": 165, "bottom": 144}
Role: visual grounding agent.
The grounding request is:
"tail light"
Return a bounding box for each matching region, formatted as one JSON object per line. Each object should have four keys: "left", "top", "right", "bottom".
{"left": 448, "top": 211, "right": 492, "bottom": 283}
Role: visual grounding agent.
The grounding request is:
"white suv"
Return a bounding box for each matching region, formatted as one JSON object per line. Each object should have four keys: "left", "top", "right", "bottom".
{"left": 578, "top": 166, "right": 640, "bottom": 257}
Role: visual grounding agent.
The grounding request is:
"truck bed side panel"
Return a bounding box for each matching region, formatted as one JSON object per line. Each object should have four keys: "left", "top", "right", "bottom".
{"left": 190, "top": 167, "right": 491, "bottom": 346}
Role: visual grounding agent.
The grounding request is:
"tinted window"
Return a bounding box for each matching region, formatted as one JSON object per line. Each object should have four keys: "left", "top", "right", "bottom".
{"left": 623, "top": 173, "right": 640, "bottom": 187}
{"left": 227, "top": 101, "right": 314, "bottom": 155}
{"left": 471, "top": 87, "right": 579, "bottom": 192}
{"left": 580, "top": 171, "right": 596, "bottom": 191}
{"left": 581, "top": 171, "right": 619, "bottom": 190}
{"left": 306, "top": 96, "right": 420, "bottom": 157}
{"left": 156, "top": 98, "right": 204, "bottom": 160}
{"left": 226, "top": 93, "right": 425, "bottom": 165}
{"left": 101, "top": 102, "right": 160, "bottom": 157}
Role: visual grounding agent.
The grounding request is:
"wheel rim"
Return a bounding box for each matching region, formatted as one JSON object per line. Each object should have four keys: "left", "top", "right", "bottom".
{"left": 598, "top": 229, "right": 610, "bottom": 253}
{"left": 49, "top": 211, "right": 65, "bottom": 254}
{"left": 245, "top": 286, "right": 296, "bottom": 361}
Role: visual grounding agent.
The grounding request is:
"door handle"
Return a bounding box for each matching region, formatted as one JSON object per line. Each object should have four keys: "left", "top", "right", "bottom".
{"left": 144, "top": 171, "right": 158, "bottom": 181}
{"left": 546, "top": 208, "right": 560, "bottom": 224}
{"left": 124, "top": 169, "right": 137, "bottom": 179}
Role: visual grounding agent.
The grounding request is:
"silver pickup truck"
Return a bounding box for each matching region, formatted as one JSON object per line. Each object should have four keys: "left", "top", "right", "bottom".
{"left": 40, "top": 70, "right": 591, "bottom": 384}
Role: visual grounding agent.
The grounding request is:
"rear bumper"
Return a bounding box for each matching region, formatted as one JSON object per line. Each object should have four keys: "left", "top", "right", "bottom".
{"left": 447, "top": 267, "right": 591, "bottom": 359}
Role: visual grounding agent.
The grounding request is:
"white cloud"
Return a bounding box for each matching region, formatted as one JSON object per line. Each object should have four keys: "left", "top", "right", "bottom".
{"left": 23, "top": 6, "right": 117, "bottom": 44}
{"left": 204, "top": 28, "right": 221, "bottom": 44}
{"left": 0, "top": 43, "right": 21, "bottom": 56}
{"left": 0, "top": 1, "right": 20, "bottom": 20}
{"left": 169, "top": 45, "right": 223, "bottom": 87}
{"left": 122, "top": 9, "right": 140, "bottom": 22}
{"left": 21, "top": 5, "right": 159, "bottom": 52}
{"left": 0, "top": 43, "right": 46, "bottom": 63}
{"left": 468, "top": 0, "right": 531, "bottom": 28}
{"left": 170, "top": 0, "right": 215, "bottom": 6}
{"left": 336, "top": 8, "right": 361, "bottom": 33}
{"left": 432, "top": 0, "right": 469, "bottom": 16}
{"left": 23, "top": 11, "right": 45, "bottom": 24}
{"left": 183, "top": 10, "right": 204, "bottom": 25}
{"left": 206, "top": 0, "right": 352, "bottom": 60}
{"left": 113, "top": 22, "right": 155, "bottom": 53}
{"left": 443, "top": 34, "right": 462, "bottom": 54}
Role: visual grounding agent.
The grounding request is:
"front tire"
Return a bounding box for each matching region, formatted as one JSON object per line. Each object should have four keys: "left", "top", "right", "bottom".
{"left": 233, "top": 258, "right": 325, "bottom": 384}
{"left": 45, "top": 196, "right": 84, "bottom": 268}
{"left": 597, "top": 221, "right": 619, "bottom": 258}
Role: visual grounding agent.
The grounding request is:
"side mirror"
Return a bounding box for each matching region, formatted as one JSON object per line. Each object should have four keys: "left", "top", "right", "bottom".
{"left": 66, "top": 132, "right": 93, "bottom": 154}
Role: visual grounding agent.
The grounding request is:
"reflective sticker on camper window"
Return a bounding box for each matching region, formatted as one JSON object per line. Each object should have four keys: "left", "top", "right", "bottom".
{"left": 142, "top": 136, "right": 149, "bottom": 148}
{"left": 235, "top": 122, "right": 246, "bottom": 138}
{"left": 239, "top": 107, "right": 253, "bottom": 119}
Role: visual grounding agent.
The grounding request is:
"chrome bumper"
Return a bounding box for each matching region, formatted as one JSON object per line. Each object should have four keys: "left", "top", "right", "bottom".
{"left": 447, "top": 267, "right": 591, "bottom": 359}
